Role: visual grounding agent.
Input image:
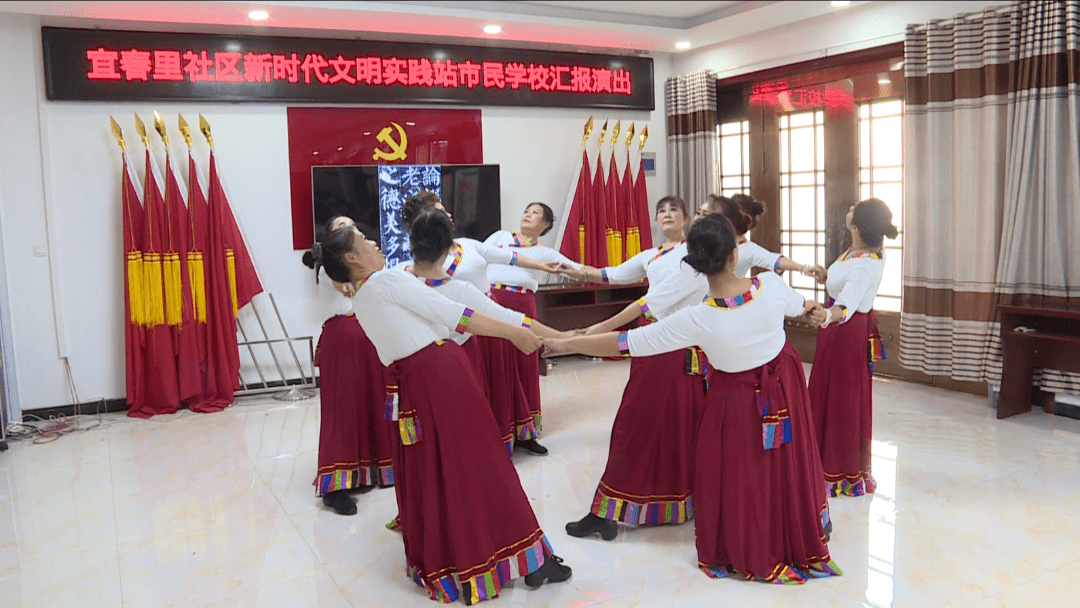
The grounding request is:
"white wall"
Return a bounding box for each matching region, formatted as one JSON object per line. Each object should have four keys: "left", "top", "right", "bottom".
{"left": 0, "top": 12, "right": 672, "bottom": 412}
{"left": 674, "top": 1, "right": 1008, "bottom": 79}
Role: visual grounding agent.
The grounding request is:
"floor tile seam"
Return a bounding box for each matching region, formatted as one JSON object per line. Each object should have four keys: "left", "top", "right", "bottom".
{"left": 113, "top": 511, "right": 300, "bottom": 547}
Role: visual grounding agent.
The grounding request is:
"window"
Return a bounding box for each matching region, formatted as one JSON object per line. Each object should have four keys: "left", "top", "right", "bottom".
{"left": 858, "top": 99, "right": 903, "bottom": 312}
{"left": 779, "top": 110, "right": 826, "bottom": 304}
{"left": 718, "top": 120, "right": 750, "bottom": 197}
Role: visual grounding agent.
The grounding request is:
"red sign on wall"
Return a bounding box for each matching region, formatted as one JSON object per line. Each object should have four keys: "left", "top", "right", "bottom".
{"left": 288, "top": 108, "right": 483, "bottom": 249}
{"left": 749, "top": 80, "right": 855, "bottom": 113}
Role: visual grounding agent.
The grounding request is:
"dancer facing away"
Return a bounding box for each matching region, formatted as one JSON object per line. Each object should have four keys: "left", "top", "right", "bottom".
{"left": 400, "top": 193, "right": 562, "bottom": 453}
{"left": 303, "top": 216, "right": 394, "bottom": 516}
{"left": 555, "top": 195, "right": 709, "bottom": 540}
{"left": 484, "top": 202, "right": 580, "bottom": 455}
{"left": 546, "top": 214, "right": 842, "bottom": 585}
{"left": 808, "top": 198, "right": 898, "bottom": 497}
{"left": 308, "top": 223, "right": 572, "bottom": 604}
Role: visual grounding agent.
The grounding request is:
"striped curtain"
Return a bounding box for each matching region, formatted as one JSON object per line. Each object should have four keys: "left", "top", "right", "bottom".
{"left": 665, "top": 70, "right": 720, "bottom": 215}
{"left": 901, "top": 1, "right": 1080, "bottom": 392}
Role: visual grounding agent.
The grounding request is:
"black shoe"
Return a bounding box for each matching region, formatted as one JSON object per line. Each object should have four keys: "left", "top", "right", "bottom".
{"left": 349, "top": 484, "right": 376, "bottom": 495}
{"left": 523, "top": 555, "right": 572, "bottom": 588}
{"left": 514, "top": 439, "right": 549, "bottom": 455}
{"left": 322, "top": 489, "right": 357, "bottom": 515}
{"left": 824, "top": 519, "right": 833, "bottom": 543}
{"left": 565, "top": 513, "right": 617, "bottom": 540}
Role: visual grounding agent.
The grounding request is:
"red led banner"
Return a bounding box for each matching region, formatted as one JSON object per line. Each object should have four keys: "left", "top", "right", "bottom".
{"left": 44, "top": 27, "right": 654, "bottom": 110}
{"left": 749, "top": 80, "right": 854, "bottom": 113}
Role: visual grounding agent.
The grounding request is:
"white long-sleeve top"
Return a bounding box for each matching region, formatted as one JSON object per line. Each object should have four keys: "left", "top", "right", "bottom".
{"left": 626, "top": 272, "right": 807, "bottom": 373}
{"left": 484, "top": 231, "right": 576, "bottom": 292}
{"left": 825, "top": 251, "right": 885, "bottom": 323}
{"left": 450, "top": 237, "right": 518, "bottom": 293}
{"left": 605, "top": 242, "right": 708, "bottom": 322}
{"left": 353, "top": 268, "right": 474, "bottom": 366}
{"left": 425, "top": 278, "right": 527, "bottom": 345}
{"left": 736, "top": 239, "right": 784, "bottom": 278}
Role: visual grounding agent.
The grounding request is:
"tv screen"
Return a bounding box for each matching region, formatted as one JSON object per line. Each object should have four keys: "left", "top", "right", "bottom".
{"left": 312, "top": 164, "right": 501, "bottom": 269}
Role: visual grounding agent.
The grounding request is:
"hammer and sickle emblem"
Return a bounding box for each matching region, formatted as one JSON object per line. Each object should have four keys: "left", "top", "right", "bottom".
{"left": 373, "top": 122, "right": 408, "bottom": 161}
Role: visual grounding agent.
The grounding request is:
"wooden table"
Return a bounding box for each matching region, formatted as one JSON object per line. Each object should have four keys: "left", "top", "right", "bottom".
{"left": 533, "top": 281, "right": 650, "bottom": 375}
{"left": 997, "top": 304, "right": 1080, "bottom": 418}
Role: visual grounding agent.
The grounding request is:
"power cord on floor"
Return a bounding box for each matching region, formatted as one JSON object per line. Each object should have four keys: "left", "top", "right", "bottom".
{"left": 3, "top": 358, "right": 114, "bottom": 444}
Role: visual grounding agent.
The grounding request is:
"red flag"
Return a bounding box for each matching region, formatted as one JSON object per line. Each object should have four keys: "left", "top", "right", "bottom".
{"left": 186, "top": 153, "right": 224, "bottom": 412}
{"left": 621, "top": 151, "right": 639, "bottom": 257}
{"left": 589, "top": 153, "right": 609, "bottom": 268}
{"left": 209, "top": 160, "right": 263, "bottom": 314}
{"left": 204, "top": 151, "right": 242, "bottom": 405}
{"left": 120, "top": 151, "right": 146, "bottom": 412}
{"left": 558, "top": 149, "right": 590, "bottom": 263}
{"left": 634, "top": 154, "right": 653, "bottom": 251}
{"left": 163, "top": 151, "right": 203, "bottom": 404}
{"left": 606, "top": 151, "right": 622, "bottom": 264}
{"left": 130, "top": 149, "right": 181, "bottom": 418}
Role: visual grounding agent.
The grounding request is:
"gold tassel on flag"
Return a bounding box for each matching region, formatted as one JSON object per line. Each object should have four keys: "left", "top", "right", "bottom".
{"left": 179, "top": 115, "right": 207, "bottom": 322}
{"left": 610, "top": 120, "right": 623, "bottom": 265}
{"left": 227, "top": 249, "right": 238, "bottom": 317}
{"left": 154, "top": 111, "right": 184, "bottom": 327}
{"left": 579, "top": 117, "right": 593, "bottom": 261}
{"left": 135, "top": 113, "right": 166, "bottom": 326}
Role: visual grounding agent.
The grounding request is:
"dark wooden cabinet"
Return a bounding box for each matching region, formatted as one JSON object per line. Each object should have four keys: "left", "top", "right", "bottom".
{"left": 533, "top": 282, "right": 650, "bottom": 331}
{"left": 997, "top": 305, "right": 1080, "bottom": 419}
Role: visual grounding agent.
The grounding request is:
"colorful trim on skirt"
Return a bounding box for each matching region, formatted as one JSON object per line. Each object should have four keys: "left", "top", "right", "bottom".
{"left": 405, "top": 532, "right": 552, "bottom": 604}
{"left": 826, "top": 472, "right": 877, "bottom": 497}
{"left": 314, "top": 461, "right": 394, "bottom": 495}
{"left": 590, "top": 485, "right": 694, "bottom": 525}
{"left": 514, "top": 412, "right": 542, "bottom": 441}
{"left": 699, "top": 557, "right": 843, "bottom": 585}
{"left": 501, "top": 434, "right": 513, "bottom": 457}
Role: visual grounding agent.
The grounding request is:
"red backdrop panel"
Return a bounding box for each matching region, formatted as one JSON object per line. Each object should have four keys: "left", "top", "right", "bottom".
{"left": 288, "top": 107, "right": 483, "bottom": 249}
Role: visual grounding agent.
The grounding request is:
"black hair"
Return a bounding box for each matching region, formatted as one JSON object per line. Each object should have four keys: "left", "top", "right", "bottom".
{"left": 731, "top": 194, "right": 764, "bottom": 230}
{"left": 409, "top": 209, "right": 455, "bottom": 264}
{"left": 684, "top": 213, "right": 738, "bottom": 276}
{"left": 402, "top": 191, "right": 442, "bottom": 229}
{"left": 851, "top": 198, "right": 899, "bottom": 248}
{"left": 656, "top": 195, "right": 690, "bottom": 221}
{"left": 525, "top": 202, "right": 555, "bottom": 236}
{"left": 717, "top": 196, "right": 753, "bottom": 236}
{"left": 305, "top": 225, "right": 362, "bottom": 285}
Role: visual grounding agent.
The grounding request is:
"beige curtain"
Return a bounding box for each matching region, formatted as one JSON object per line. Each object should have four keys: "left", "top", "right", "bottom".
{"left": 902, "top": 1, "right": 1080, "bottom": 392}
{"left": 665, "top": 69, "right": 720, "bottom": 213}
{"left": 993, "top": 0, "right": 1080, "bottom": 392}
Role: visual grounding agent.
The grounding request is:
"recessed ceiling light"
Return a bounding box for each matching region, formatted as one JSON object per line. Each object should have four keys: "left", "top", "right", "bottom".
{"left": 248, "top": 9, "right": 269, "bottom": 21}
{"left": 675, "top": 41, "right": 692, "bottom": 50}
{"left": 878, "top": 75, "right": 891, "bottom": 85}
{"left": 483, "top": 24, "right": 502, "bottom": 35}
{"left": 831, "top": 1, "right": 850, "bottom": 7}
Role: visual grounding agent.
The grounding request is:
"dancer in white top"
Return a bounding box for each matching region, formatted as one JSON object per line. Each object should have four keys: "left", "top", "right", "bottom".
{"left": 483, "top": 202, "right": 576, "bottom": 455}
{"left": 302, "top": 215, "right": 393, "bottom": 516}
{"left": 808, "top": 198, "right": 897, "bottom": 498}
{"left": 545, "top": 214, "right": 840, "bottom": 584}
{"left": 555, "top": 195, "right": 709, "bottom": 540}
{"left": 310, "top": 223, "right": 573, "bottom": 602}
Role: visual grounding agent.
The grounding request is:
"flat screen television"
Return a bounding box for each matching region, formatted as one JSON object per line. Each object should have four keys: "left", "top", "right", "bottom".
{"left": 311, "top": 164, "right": 501, "bottom": 268}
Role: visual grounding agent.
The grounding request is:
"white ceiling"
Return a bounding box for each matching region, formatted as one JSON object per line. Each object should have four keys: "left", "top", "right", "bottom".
{"left": 0, "top": 0, "right": 872, "bottom": 54}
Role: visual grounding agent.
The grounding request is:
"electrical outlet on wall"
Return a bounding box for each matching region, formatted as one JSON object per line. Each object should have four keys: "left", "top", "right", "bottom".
{"left": 33, "top": 245, "right": 47, "bottom": 258}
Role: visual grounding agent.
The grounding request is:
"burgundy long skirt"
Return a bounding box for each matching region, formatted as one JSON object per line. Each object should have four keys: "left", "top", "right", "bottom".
{"left": 695, "top": 342, "right": 840, "bottom": 584}
{"left": 488, "top": 287, "right": 542, "bottom": 441}
{"left": 388, "top": 341, "right": 555, "bottom": 604}
{"left": 314, "top": 315, "right": 395, "bottom": 494}
{"left": 460, "top": 336, "right": 525, "bottom": 455}
{"left": 590, "top": 350, "right": 706, "bottom": 524}
{"left": 808, "top": 311, "right": 878, "bottom": 497}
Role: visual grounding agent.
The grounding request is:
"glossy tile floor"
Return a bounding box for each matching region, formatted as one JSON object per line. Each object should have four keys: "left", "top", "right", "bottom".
{"left": 1, "top": 357, "right": 1079, "bottom": 608}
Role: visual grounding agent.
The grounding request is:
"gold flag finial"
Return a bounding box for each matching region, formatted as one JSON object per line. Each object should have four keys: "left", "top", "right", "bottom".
{"left": 583, "top": 116, "right": 594, "bottom": 144}
{"left": 199, "top": 114, "right": 214, "bottom": 148}
{"left": 639, "top": 125, "right": 649, "bottom": 151}
{"left": 178, "top": 115, "right": 192, "bottom": 148}
{"left": 598, "top": 120, "right": 608, "bottom": 147}
{"left": 134, "top": 113, "right": 149, "bottom": 147}
{"left": 611, "top": 121, "right": 621, "bottom": 148}
{"left": 153, "top": 110, "right": 169, "bottom": 147}
{"left": 625, "top": 122, "right": 635, "bottom": 148}
{"left": 109, "top": 116, "right": 127, "bottom": 151}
